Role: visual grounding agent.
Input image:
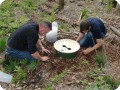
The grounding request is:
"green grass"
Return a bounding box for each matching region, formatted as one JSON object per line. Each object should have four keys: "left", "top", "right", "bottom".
{"left": 0, "top": 37, "right": 6, "bottom": 52}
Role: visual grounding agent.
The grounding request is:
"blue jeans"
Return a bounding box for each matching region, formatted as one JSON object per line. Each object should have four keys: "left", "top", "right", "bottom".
{"left": 6, "top": 48, "right": 37, "bottom": 63}
{"left": 80, "top": 31, "right": 105, "bottom": 47}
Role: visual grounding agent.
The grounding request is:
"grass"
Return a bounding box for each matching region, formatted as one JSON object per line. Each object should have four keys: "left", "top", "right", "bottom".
{"left": 0, "top": 37, "right": 6, "bottom": 52}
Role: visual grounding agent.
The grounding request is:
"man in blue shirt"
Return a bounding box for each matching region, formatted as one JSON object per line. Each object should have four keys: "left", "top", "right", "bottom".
{"left": 76, "top": 18, "right": 106, "bottom": 55}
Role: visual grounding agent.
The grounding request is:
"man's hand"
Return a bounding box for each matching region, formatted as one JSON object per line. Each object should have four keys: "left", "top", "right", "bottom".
{"left": 83, "top": 47, "right": 93, "bottom": 55}
{"left": 42, "top": 48, "right": 50, "bottom": 54}
{"left": 41, "top": 56, "right": 50, "bottom": 61}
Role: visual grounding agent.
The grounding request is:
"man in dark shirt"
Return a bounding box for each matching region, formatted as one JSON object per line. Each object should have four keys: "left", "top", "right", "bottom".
{"left": 6, "top": 21, "right": 52, "bottom": 62}
{"left": 76, "top": 18, "right": 106, "bottom": 55}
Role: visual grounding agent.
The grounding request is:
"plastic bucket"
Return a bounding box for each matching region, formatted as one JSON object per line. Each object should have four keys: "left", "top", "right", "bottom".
{"left": 0, "top": 71, "right": 12, "bottom": 83}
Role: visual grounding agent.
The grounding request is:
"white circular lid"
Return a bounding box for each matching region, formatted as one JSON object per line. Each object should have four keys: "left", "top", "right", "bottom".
{"left": 54, "top": 39, "right": 80, "bottom": 53}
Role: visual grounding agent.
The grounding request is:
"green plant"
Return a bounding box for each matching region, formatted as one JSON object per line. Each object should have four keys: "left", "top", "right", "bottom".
{"left": 103, "top": 76, "right": 120, "bottom": 89}
{"left": 80, "top": 79, "right": 88, "bottom": 85}
{"left": 87, "top": 0, "right": 91, "bottom": 3}
{"left": 48, "top": 10, "right": 55, "bottom": 22}
{"left": 59, "top": 23, "right": 69, "bottom": 32}
{"left": 40, "top": 0, "right": 46, "bottom": 4}
{"left": 3, "top": 60, "right": 20, "bottom": 73}
{"left": 26, "top": 61, "right": 39, "bottom": 71}
{"left": 81, "top": 59, "right": 89, "bottom": 66}
{"left": 107, "top": 0, "right": 113, "bottom": 11}
{"left": 40, "top": 12, "right": 46, "bottom": 17}
{"left": 85, "top": 82, "right": 111, "bottom": 90}
{"left": 81, "top": 8, "right": 88, "bottom": 20}
{"left": 0, "top": 37, "right": 6, "bottom": 52}
{"left": 94, "top": 53, "right": 106, "bottom": 67}
{"left": 13, "top": 66, "right": 27, "bottom": 83}
{"left": 92, "top": 12, "right": 97, "bottom": 17}
{"left": 45, "top": 69, "right": 67, "bottom": 89}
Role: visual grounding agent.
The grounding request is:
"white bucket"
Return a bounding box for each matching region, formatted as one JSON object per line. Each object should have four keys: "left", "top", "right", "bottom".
{"left": 46, "top": 21, "right": 58, "bottom": 43}
{"left": 0, "top": 71, "right": 12, "bottom": 83}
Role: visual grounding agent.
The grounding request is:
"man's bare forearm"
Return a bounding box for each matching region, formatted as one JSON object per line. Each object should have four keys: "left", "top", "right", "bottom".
{"left": 76, "top": 32, "right": 84, "bottom": 42}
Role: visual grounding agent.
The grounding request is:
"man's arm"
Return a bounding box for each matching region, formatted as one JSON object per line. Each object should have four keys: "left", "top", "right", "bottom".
{"left": 37, "top": 39, "right": 44, "bottom": 49}
{"left": 76, "top": 32, "right": 84, "bottom": 42}
{"left": 83, "top": 39, "right": 104, "bottom": 55}
{"left": 37, "top": 39, "right": 50, "bottom": 53}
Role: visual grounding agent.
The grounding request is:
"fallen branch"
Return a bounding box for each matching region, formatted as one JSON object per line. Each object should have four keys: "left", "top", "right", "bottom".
{"left": 98, "top": 17, "right": 120, "bottom": 37}
{"left": 110, "top": 25, "right": 120, "bottom": 37}
{"left": 77, "top": 12, "right": 83, "bottom": 25}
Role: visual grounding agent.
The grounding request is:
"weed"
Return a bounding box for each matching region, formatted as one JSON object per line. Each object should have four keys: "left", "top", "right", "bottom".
{"left": 87, "top": 0, "right": 91, "bottom": 4}
{"left": 3, "top": 60, "right": 20, "bottom": 73}
{"left": 94, "top": 52, "right": 106, "bottom": 67}
{"left": 0, "top": 37, "right": 6, "bottom": 52}
{"left": 26, "top": 61, "right": 39, "bottom": 71}
{"left": 103, "top": 76, "right": 120, "bottom": 89}
{"left": 80, "top": 79, "right": 87, "bottom": 86}
{"left": 107, "top": 0, "right": 113, "bottom": 11}
{"left": 81, "top": 8, "right": 88, "bottom": 20}
{"left": 59, "top": 23, "right": 69, "bottom": 32}
{"left": 85, "top": 82, "right": 111, "bottom": 90}
{"left": 40, "top": 0, "right": 46, "bottom": 4}
{"left": 40, "top": 12, "right": 46, "bottom": 17}
{"left": 48, "top": 10, "right": 55, "bottom": 22}
{"left": 81, "top": 59, "right": 89, "bottom": 66}
{"left": 45, "top": 69, "right": 67, "bottom": 89}
{"left": 13, "top": 66, "right": 27, "bottom": 83}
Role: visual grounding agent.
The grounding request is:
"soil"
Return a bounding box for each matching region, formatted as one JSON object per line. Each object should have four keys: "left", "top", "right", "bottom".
{"left": 0, "top": 0, "right": 120, "bottom": 90}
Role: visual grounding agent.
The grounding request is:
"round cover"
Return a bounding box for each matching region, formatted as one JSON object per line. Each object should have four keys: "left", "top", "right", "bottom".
{"left": 54, "top": 39, "right": 80, "bottom": 53}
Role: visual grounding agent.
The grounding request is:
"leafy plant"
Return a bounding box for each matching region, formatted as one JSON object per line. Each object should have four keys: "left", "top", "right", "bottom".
{"left": 45, "top": 69, "right": 67, "bottom": 89}
{"left": 81, "top": 8, "right": 88, "bottom": 20}
{"left": 81, "top": 59, "right": 89, "bottom": 66}
{"left": 0, "top": 37, "right": 6, "bottom": 52}
{"left": 40, "top": 0, "right": 46, "bottom": 4}
{"left": 87, "top": 0, "right": 91, "bottom": 3}
{"left": 26, "top": 61, "right": 38, "bottom": 71}
{"left": 59, "top": 23, "right": 69, "bottom": 32}
{"left": 107, "top": 0, "right": 113, "bottom": 11}
{"left": 40, "top": 12, "right": 46, "bottom": 17}
{"left": 3, "top": 59, "right": 20, "bottom": 73}
{"left": 80, "top": 79, "right": 88, "bottom": 86}
{"left": 94, "top": 52, "right": 106, "bottom": 67}
{"left": 85, "top": 82, "right": 111, "bottom": 90}
{"left": 13, "top": 66, "right": 27, "bottom": 83}
{"left": 103, "top": 76, "right": 120, "bottom": 89}
{"left": 48, "top": 10, "right": 55, "bottom": 22}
